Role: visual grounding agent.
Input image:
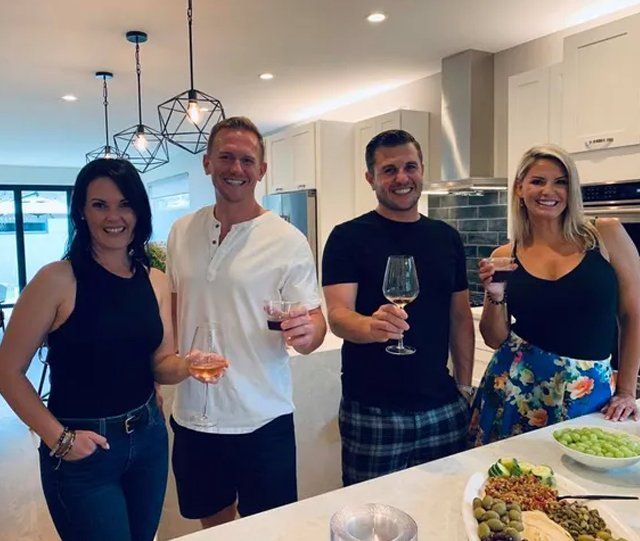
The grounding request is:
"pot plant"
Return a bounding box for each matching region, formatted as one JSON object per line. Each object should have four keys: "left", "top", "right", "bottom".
{"left": 147, "top": 241, "right": 167, "bottom": 272}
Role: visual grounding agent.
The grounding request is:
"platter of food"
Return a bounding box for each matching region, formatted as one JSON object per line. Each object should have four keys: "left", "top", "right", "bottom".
{"left": 462, "top": 457, "right": 638, "bottom": 541}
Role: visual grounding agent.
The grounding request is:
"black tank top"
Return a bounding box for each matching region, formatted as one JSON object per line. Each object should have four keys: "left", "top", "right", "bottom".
{"left": 507, "top": 245, "right": 618, "bottom": 360}
{"left": 46, "top": 258, "right": 163, "bottom": 417}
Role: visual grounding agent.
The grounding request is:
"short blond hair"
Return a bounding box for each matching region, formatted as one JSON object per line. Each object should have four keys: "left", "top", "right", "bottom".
{"left": 511, "top": 144, "right": 599, "bottom": 249}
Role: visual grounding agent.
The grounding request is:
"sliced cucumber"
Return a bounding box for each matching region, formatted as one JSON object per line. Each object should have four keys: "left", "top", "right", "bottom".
{"left": 518, "top": 461, "right": 534, "bottom": 474}
{"left": 498, "top": 457, "right": 522, "bottom": 476}
{"left": 488, "top": 462, "right": 510, "bottom": 477}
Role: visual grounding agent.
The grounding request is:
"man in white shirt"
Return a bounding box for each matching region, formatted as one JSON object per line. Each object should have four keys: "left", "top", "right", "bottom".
{"left": 166, "top": 116, "right": 326, "bottom": 528}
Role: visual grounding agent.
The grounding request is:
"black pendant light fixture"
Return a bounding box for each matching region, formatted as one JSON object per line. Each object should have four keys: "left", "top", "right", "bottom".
{"left": 86, "top": 71, "right": 128, "bottom": 162}
{"left": 114, "top": 31, "right": 169, "bottom": 173}
{"left": 157, "top": 0, "right": 225, "bottom": 154}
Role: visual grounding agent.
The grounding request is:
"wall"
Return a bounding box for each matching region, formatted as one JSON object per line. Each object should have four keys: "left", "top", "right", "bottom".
{"left": 493, "top": 4, "right": 640, "bottom": 181}
{"left": 428, "top": 192, "right": 508, "bottom": 306}
{"left": 0, "top": 165, "right": 77, "bottom": 185}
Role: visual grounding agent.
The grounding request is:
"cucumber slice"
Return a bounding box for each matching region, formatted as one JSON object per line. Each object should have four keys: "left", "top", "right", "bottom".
{"left": 519, "top": 461, "right": 534, "bottom": 474}
{"left": 498, "top": 457, "right": 522, "bottom": 476}
{"left": 488, "top": 462, "right": 510, "bottom": 477}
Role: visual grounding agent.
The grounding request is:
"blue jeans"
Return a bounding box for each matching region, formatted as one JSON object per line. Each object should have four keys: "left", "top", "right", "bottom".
{"left": 39, "top": 395, "right": 169, "bottom": 541}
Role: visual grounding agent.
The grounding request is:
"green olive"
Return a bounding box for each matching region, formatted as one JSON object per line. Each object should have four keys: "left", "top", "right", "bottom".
{"left": 508, "top": 521, "right": 524, "bottom": 532}
{"left": 487, "top": 518, "right": 504, "bottom": 532}
{"left": 473, "top": 497, "right": 484, "bottom": 509}
{"left": 504, "top": 527, "right": 522, "bottom": 541}
{"left": 482, "top": 495, "right": 494, "bottom": 509}
{"left": 477, "top": 522, "right": 491, "bottom": 539}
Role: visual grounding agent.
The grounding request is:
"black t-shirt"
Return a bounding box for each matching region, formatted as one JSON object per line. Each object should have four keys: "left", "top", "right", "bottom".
{"left": 322, "top": 211, "right": 468, "bottom": 409}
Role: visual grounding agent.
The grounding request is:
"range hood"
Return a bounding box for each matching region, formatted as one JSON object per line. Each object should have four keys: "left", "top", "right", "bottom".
{"left": 425, "top": 50, "right": 507, "bottom": 194}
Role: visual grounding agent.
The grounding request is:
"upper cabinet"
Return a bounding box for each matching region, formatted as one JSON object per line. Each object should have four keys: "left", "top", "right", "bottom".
{"left": 562, "top": 13, "right": 640, "bottom": 153}
{"left": 353, "top": 110, "right": 429, "bottom": 217}
{"left": 265, "top": 123, "right": 316, "bottom": 193}
{"left": 508, "top": 64, "right": 563, "bottom": 179}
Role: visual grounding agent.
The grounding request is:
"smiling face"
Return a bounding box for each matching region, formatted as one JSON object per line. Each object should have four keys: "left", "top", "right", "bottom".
{"left": 366, "top": 143, "right": 423, "bottom": 218}
{"left": 516, "top": 158, "right": 569, "bottom": 222}
{"left": 83, "top": 176, "right": 137, "bottom": 253}
{"left": 203, "top": 128, "right": 267, "bottom": 205}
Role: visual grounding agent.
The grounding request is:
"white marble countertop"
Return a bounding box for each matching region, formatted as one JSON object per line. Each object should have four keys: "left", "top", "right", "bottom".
{"left": 172, "top": 402, "right": 640, "bottom": 540}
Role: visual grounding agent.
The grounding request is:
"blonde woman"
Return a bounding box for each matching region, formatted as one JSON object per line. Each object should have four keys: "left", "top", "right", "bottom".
{"left": 469, "top": 144, "right": 640, "bottom": 446}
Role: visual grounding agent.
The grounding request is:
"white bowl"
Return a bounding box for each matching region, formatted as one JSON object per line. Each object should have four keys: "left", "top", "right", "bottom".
{"left": 553, "top": 426, "right": 640, "bottom": 470}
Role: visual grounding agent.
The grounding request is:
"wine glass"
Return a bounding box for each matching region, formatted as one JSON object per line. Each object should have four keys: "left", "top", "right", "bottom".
{"left": 382, "top": 255, "right": 419, "bottom": 355}
{"left": 487, "top": 257, "right": 516, "bottom": 283}
{"left": 188, "top": 323, "right": 224, "bottom": 428}
{"left": 263, "top": 300, "right": 302, "bottom": 331}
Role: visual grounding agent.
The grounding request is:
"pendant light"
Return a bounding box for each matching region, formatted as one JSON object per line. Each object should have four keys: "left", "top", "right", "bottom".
{"left": 86, "top": 72, "right": 128, "bottom": 162}
{"left": 114, "top": 31, "right": 169, "bottom": 173}
{"left": 158, "top": 0, "right": 225, "bottom": 154}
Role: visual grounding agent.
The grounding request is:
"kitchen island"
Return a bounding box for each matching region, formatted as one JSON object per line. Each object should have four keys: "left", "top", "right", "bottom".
{"left": 172, "top": 402, "right": 640, "bottom": 540}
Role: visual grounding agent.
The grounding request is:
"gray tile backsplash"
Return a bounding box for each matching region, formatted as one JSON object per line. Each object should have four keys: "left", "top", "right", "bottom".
{"left": 428, "top": 191, "right": 509, "bottom": 306}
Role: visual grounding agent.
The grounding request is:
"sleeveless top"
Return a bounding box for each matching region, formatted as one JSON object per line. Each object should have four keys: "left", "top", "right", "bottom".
{"left": 507, "top": 243, "right": 618, "bottom": 360}
{"left": 46, "top": 258, "right": 163, "bottom": 418}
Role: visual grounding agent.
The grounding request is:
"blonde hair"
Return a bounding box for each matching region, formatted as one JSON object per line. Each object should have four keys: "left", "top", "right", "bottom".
{"left": 510, "top": 144, "right": 599, "bottom": 250}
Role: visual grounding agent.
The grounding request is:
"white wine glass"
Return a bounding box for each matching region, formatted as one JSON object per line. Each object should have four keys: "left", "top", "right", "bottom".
{"left": 188, "top": 323, "right": 224, "bottom": 428}
{"left": 382, "top": 255, "right": 419, "bottom": 355}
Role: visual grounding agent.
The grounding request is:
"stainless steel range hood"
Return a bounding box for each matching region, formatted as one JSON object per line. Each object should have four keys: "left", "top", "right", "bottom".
{"left": 424, "top": 50, "right": 507, "bottom": 194}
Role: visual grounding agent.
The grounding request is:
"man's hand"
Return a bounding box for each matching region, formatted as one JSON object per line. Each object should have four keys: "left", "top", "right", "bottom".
{"left": 281, "top": 307, "right": 315, "bottom": 351}
{"left": 369, "top": 304, "right": 409, "bottom": 343}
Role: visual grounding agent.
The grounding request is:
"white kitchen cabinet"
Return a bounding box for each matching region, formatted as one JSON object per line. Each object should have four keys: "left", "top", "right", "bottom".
{"left": 264, "top": 121, "right": 354, "bottom": 277}
{"left": 507, "top": 63, "right": 562, "bottom": 237}
{"left": 562, "top": 12, "right": 640, "bottom": 153}
{"left": 353, "top": 110, "right": 429, "bottom": 217}
{"left": 507, "top": 63, "right": 562, "bottom": 180}
{"left": 265, "top": 123, "right": 316, "bottom": 193}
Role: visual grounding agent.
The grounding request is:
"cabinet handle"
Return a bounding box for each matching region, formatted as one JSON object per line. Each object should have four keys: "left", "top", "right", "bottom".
{"left": 274, "top": 187, "right": 284, "bottom": 192}
{"left": 585, "top": 137, "right": 614, "bottom": 149}
{"left": 297, "top": 184, "right": 306, "bottom": 189}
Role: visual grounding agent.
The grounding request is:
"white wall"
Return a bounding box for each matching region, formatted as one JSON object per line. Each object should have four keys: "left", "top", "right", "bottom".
{"left": 0, "top": 165, "right": 77, "bottom": 185}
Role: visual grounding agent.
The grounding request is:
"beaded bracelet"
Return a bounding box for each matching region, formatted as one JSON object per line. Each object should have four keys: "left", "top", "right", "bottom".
{"left": 49, "top": 426, "right": 71, "bottom": 457}
{"left": 56, "top": 430, "right": 76, "bottom": 459}
{"left": 487, "top": 294, "right": 507, "bottom": 306}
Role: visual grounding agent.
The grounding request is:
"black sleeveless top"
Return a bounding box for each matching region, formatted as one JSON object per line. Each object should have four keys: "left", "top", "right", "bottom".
{"left": 507, "top": 245, "right": 618, "bottom": 360}
{"left": 47, "top": 258, "right": 163, "bottom": 418}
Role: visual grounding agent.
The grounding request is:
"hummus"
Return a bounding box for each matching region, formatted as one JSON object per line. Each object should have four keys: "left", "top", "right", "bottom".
{"left": 522, "top": 511, "right": 573, "bottom": 541}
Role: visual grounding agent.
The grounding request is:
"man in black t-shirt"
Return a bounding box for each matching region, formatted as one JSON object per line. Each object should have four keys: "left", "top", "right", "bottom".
{"left": 322, "top": 129, "right": 475, "bottom": 486}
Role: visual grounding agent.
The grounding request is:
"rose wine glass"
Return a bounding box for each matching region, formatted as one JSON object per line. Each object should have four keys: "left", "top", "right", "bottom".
{"left": 382, "top": 255, "right": 419, "bottom": 355}
{"left": 189, "top": 324, "right": 223, "bottom": 428}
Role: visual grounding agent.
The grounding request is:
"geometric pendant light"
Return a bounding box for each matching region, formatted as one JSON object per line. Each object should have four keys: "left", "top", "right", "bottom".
{"left": 113, "top": 31, "right": 169, "bottom": 173}
{"left": 86, "top": 71, "right": 128, "bottom": 162}
{"left": 157, "top": 0, "right": 225, "bottom": 154}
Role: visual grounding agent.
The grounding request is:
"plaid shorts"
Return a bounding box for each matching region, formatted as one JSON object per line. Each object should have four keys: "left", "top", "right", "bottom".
{"left": 339, "top": 396, "right": 470, "bottom": 486}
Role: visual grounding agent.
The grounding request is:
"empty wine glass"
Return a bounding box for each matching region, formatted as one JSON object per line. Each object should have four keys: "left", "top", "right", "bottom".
{"left": 382, "top": 255, "right": 419, "bottom": 355}
{"left": 188, "top": 323, "right": 225, "bottom": 428}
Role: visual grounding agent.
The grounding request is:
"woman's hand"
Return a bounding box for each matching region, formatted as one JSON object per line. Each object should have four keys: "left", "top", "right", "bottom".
{"left": 478, "top": 259, "right": 506, "bottom": 301}
{"left": 601, "top": 392, "right": 639, "bottom": 422}
{"left": 63, "top": 430, "right": 110, "bottom": 462}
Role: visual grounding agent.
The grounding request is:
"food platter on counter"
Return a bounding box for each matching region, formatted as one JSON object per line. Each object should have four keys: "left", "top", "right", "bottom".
{"left": 462, "top": 458, "right": 638, "bottom": 541}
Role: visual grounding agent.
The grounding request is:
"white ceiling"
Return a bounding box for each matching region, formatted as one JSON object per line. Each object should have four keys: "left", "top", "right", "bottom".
{"left": 2, "top": 0, "right": 640, "bottom": 168}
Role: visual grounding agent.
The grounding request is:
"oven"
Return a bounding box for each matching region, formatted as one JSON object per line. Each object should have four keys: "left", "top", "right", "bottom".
{"left": 582, "top": 180, "right": 640, "bottom": 395}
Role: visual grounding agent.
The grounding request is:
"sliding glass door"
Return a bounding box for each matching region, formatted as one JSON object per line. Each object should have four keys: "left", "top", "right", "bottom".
{"left": 0, "top": 186, "right": 72, "bottom": 310}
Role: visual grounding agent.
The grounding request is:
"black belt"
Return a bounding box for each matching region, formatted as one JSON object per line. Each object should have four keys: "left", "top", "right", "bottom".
{"left": 56, "top": 394, "right": 155, "bottom": 437}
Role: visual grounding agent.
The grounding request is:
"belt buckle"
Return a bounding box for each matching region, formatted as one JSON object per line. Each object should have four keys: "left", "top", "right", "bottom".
{"left": 124, "top": 413, "right": 136, "bottom": 434}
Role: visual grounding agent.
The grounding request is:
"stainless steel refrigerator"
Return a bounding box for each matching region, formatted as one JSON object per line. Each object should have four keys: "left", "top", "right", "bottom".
{"left": 262, "top": 189, "right": 318, "bottom": 268}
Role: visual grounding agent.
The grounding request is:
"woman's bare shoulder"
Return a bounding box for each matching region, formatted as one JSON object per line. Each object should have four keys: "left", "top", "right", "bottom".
{"left": 34, "top": 260, "right": 75, "bottom": 287}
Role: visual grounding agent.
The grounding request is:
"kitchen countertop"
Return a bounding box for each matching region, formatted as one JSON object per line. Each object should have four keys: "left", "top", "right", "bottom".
{"left": 172, "top": 402, "right": 640, "bottom": 540}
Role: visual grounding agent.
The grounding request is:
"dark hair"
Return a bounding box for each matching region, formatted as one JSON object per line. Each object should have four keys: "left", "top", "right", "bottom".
{"left": 206, "top": 116, "right": 265, "bottom": 160}
{"left": 64, "top": 158, "right": 152, "bottom": 273}
{"left": 365, "top": 130, "right": 424, "bottom": 173}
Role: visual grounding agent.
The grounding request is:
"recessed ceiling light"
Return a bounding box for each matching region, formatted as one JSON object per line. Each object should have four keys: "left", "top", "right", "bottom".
{"left": 61, "top": 94, "right": 78, "bottom": 102}
{"left": 259, "top": 72, "right": 274, "bottom": 80}
{"left": 367, "top": 12, "right": 386, "bottom": 23}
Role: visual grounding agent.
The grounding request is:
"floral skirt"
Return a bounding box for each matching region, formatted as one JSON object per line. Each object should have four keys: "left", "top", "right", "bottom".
{"left": 469, "top": 332, "right": 614, "bottom": 447}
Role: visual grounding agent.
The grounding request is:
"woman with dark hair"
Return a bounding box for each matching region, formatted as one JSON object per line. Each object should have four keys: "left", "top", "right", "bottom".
{"left": 0, "top": 158, "right": 229, "bottom": 540}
